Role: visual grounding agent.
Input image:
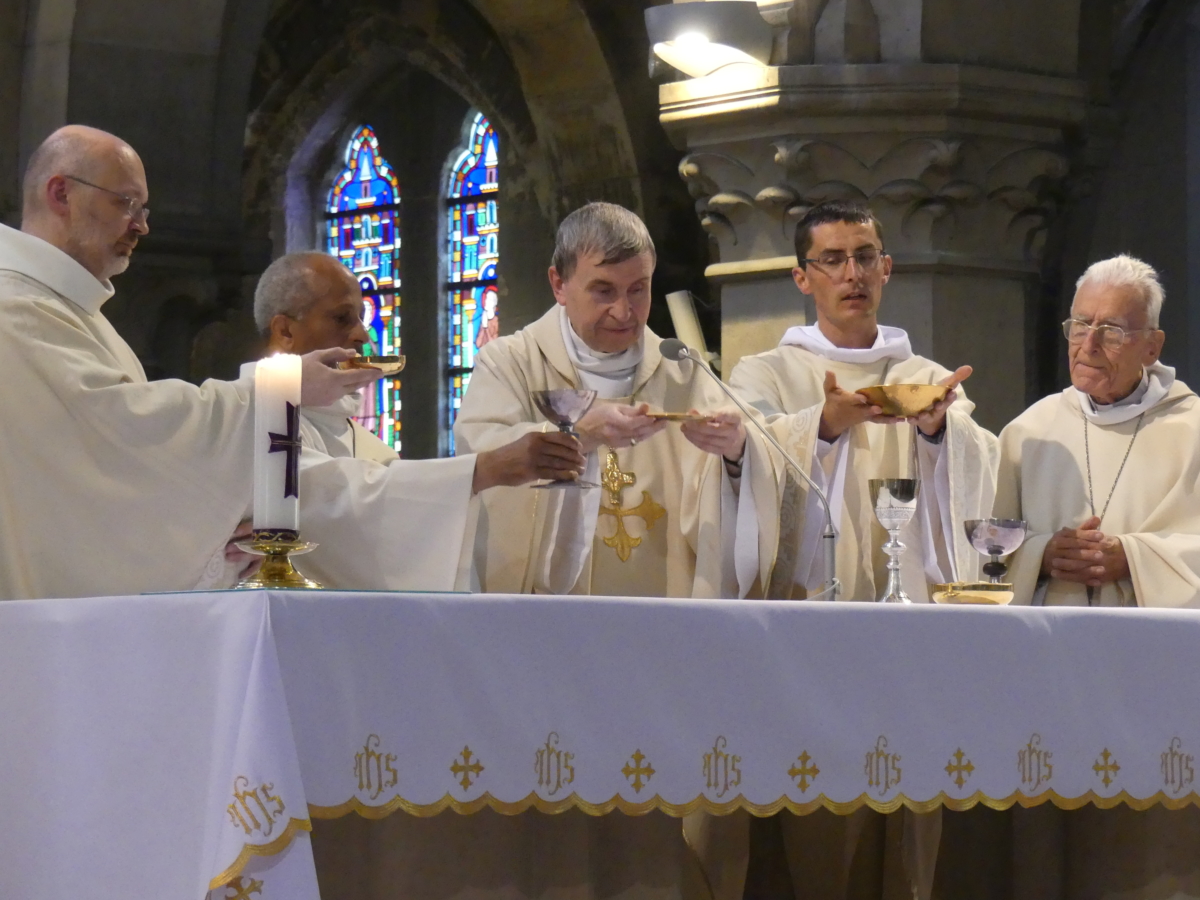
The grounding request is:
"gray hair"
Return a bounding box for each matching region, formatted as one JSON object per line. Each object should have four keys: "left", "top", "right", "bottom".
{"left": 1075, "top": 254, "right": 1164, "bottom": 328}
{"left": 253, "top": 251, "right": 341, "bottom": 334}
{"left": 551, "top": 202, "right": 656, "bottom": 281}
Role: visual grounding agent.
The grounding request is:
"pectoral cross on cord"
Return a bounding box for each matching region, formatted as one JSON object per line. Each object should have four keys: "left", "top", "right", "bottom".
{"left": 269, "top": 401, "right": 302, "bottom": 499}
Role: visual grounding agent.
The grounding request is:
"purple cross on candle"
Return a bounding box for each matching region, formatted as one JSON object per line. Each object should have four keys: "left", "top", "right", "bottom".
{"left": 268, "top": 401, "right": 302, "bottom": 499}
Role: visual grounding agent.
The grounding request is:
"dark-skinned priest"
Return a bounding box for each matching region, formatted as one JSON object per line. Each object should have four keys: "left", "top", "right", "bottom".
{"left": 0, "top": 125, "right": 377, "bottom": 600}
{"left": 250, "top": 251, "right": 585, "bottom": 590}
{"left": 996, "top": 254, "right": 1200, "bottom": 608}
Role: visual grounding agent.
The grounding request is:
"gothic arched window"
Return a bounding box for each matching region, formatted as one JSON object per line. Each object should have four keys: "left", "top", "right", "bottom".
{"left": 445, "top": 111, "right": 499, "bottom": 452}
{"left": 325, "top": 124, "right": 404, "bottom": 451}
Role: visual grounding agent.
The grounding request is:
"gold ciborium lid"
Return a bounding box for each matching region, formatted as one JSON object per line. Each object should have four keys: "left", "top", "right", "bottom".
{"left": 339, "top": 355, "right": 406, "bottom": 377}
{"left": 856, "top": 384, "right": 949, "bottom": 418}
{"left": 932, "top": 582, "right": 1014, "bottom": 605}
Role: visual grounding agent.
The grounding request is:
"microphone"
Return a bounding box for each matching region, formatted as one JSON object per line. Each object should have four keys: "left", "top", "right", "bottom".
{"left": 659, "top": 338, "right": 839, "bottom": 600}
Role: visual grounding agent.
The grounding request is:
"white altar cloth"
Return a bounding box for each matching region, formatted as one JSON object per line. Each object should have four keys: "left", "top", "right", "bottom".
{"left": 3, "top": 590, "right": 1200, "bottom": 899}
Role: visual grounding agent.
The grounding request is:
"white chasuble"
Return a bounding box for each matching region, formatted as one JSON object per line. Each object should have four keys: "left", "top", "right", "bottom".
{"left": 453, "top": 306, "right": 777, "bottom": 599}
{"left": 0, "top": 224, "right": 255, "bottom": 600}
{"left": 995, "top": 379, "right": 1200, "bottom": 607}
{"left": 238, "top": 369, "right": 479, "bottom": 592}
{"left": 730, "top": 335, "right": 999, "bottom": 602}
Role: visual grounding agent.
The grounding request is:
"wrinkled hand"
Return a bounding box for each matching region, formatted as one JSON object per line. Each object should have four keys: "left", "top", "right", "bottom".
{"left": 912, "top": 366, "right": 971, "bottom": 436}
{"left": 1040, "top": 515, "right": 1130, "bottom": 586}
{"left": 820, "top": 372, "right": 900, "bottom": 441}
{"left": 225, "top": 520, "right": 261, "bottom": 581}
{"left": 299, "top": 348, "right": 380, "bottom": 407}
{"left": 681, "top": 408, "right": 746, "bottom": 462}
{"left": 575, "top": 402, "right": 667, "bottom": 454}
{"left": 472, "top": 431, "right": 586, "bottom": 492}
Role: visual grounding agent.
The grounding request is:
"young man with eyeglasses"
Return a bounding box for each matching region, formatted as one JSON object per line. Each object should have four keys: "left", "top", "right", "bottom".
{"left": 729, "top": 200, "right": 999, "bottom": 604}
{"left": 994, "top": 254, "right": 1200, "bottom": 609}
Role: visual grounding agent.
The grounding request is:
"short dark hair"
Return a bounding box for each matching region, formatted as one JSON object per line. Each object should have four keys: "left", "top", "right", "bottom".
{"left": 793, "top": 200, "right": 884, "bottom": 268}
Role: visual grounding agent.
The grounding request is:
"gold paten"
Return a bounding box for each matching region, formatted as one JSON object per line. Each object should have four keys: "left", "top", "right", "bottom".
{"left": 338, "top": 355, "right": 406, "bottom": 377}
{"left": 599, "top": 450, "right": 665, "bottom": 562}
{"left": 932, "top": 582, "right": 1014, "bottom": 605}
{"left": 856, "top": 384, "right": 949, "bottom": 417}
{"left": 236, "top": 530, "right": 323, "bottom": 590}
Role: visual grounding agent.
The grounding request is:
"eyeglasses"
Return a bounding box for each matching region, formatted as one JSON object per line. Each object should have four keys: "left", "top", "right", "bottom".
{"left": 1061, "top": 317, "right": 1154, "bottom": 350}
{"left": 65, "top": 175, "right": 150, "bottom": 224}
{"left": 800, "top": 248, "right": 887, "bottom": 274}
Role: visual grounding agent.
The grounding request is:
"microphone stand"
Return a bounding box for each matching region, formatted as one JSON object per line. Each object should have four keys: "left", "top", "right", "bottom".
{"left": 664, "top": 341, "right": 839, "bottom": 599}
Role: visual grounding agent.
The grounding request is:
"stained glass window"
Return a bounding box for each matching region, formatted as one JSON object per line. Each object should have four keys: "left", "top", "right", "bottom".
{"left": 445, "top": 111, "right": 499, "bottom": 453}
{"left": 325, "top": 125, "right": 403, "bottom": 451}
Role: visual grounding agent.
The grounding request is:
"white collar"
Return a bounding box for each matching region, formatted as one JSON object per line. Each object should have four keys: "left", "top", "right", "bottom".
{"left": 1076, "top": 362, "right": 1175, "bottom": 425}
{"left": 558, "top": 305, "right": 643, "bottom": 398}
{"left": 0, "top": 224, "right": 114, "bottom": 315}
{"left": 779, "top": 323, "right": 913, "bottom": 364}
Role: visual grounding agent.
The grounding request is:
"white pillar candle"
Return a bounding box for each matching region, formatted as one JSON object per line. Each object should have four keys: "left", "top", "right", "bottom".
{"left": 252, "top": 354, "right": 303, "bottom": 533}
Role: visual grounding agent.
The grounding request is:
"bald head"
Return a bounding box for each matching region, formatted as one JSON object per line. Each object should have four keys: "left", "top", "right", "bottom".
{"left": 255, "top": 252, "right": 369, "bottom": 356}
{"left": 20, "top": 125, "right": 149, "bottom": 282}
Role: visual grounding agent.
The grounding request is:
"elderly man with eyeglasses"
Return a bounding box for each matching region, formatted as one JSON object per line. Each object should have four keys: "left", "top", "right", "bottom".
{"left": 995, "top": 254, "right": 1200, "bottom": 608}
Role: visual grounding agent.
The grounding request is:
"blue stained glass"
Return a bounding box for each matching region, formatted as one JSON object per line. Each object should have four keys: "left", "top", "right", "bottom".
{"left": 445, "top": 112, "right": 500, "bottom": 455}
{"left": 325, "top": 125, "right": 403, "bottom": 452}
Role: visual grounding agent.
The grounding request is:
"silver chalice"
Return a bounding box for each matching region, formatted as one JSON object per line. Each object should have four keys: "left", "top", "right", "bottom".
{"left": 531, "top": 388, "right": 600, "bottom": 489}
{"left": 869, "top": 478, "right": 921, "bottom": 604}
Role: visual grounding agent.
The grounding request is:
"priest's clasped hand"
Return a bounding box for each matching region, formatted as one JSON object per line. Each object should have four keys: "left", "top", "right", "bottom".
{"left": 912, "top": 365, "right": 972, "bottom": 437}
{"left": 299, "top": 347, "right": 382, "bottom": 407}
{"left": 472, "top": 432, "right": 586, "bottom": 493}
{"left": 1040, "top": 515, "right": 1131, "bottom": 586}
{"left": 819, "top": 371, "right": 902, "bottom": 441}
{"left": 680, "top": 408, "right": 746, "bottom": 466}
{"left": 576, "top": 403, "right": 666, "bottom": 453}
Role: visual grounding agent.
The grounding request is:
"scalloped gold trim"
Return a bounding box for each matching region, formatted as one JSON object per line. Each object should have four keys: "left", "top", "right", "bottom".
{"left": 307, "top": 788, "right": 1200, "bottom": 821}
{"left": 208, "top": 817, "right": 313, "bottom": 890}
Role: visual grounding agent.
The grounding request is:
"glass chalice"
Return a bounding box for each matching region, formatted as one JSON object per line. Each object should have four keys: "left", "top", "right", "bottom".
{"left": 964, "top": 518, "right": 1028, "bottom": 583}
{"left": 869, "top": 478, "right": 921, "bottom": 604}
{"left": 531, "top": 388, "right": 600, "bottom": 489}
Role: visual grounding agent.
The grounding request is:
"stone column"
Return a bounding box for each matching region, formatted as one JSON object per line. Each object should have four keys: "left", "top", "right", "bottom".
{"left": 655, "top": 0, "right": 1087, "bottom": 433}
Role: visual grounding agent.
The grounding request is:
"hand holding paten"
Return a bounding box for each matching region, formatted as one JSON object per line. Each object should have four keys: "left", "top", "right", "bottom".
{"left": 473, "top": 432, "right": 586, "bottom": 493}
{"left": 299, "top": 347, "right": 380, "bottom": 407}
{"left": 1041, "top": 516, "right": 1130, "bottom": 586}
{"left": 680, "top": 407, "right": 746, "bottom": 462}
{"left": 576, "top": 402, "right": 666, "bottom": 454}
{"left": 819, "top": 371, "right": 900, "bottom": 441}
{"left": 912, "top": 365, "right": 971, "bottom": 436}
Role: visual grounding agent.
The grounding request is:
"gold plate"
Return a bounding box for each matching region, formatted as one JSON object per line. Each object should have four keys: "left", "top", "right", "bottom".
{"left": 856, "top": 384, "right": 949, "bottom": 417}
{"left": 932, "top": 582, "right": 1014, "bottom": 605}
{"left": 339, "top": 355, "right": 406, "bottom": 377}
{"left": 646, "top": 412, "right": 711, "bottom": 423}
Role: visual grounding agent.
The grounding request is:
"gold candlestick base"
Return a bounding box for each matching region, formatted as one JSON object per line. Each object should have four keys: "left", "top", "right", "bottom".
{"left": 236, "top": 529, "right": 323, "bottom": 590}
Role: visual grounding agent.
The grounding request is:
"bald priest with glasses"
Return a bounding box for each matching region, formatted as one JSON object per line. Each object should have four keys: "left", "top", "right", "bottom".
{"left": 995, "top": 255, "right": 1200, "bottom": 608}
{"left": 729, "top": 201, "right": 999, "bottom": 606}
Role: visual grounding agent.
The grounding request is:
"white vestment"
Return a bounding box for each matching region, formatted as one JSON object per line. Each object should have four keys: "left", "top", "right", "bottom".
{"left": 0, "top": 224, "right": 255, "bottom": 600}
{"left": 237, "top": 367, "right": 479, "bottom": 591}
{"left": 730, "top": 325, "right": 999, "bottom": 602}
{"left": 995, "top": 367, "right": 1200, "bottom": 608}
{"left": 453, "top": 306, "right": 777, "bottom": 600}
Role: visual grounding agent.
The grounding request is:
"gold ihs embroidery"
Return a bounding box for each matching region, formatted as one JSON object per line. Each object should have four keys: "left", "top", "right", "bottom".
{"left": 599, "top": 449, "right": 665, "bottom": 562}
{"left": 1162, "top": 738, "right": 1195, "bottom": 796}
{"left": 227, "top": 776, "right": 285, "bottom": 837}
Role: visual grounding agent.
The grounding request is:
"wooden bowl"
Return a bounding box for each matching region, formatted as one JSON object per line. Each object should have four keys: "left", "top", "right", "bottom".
{"left": 856, "top": 384, "right": 948, "bottom": 417}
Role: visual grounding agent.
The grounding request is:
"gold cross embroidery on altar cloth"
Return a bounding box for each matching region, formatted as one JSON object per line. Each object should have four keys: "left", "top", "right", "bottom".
{"left": 599, "top": 449, "right": 665, "bottom": 562}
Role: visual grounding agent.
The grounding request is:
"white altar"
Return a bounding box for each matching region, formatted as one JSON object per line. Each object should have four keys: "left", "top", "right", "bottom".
{"left": 2, "top": 590, "right": 1198, "bottom": 899}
